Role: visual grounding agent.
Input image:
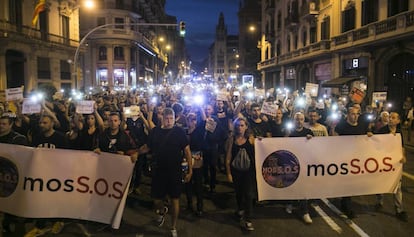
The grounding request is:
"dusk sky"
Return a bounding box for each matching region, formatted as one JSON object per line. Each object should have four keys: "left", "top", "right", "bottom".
{"left": 165, "top": 0, "right": 239, "bottom": 65}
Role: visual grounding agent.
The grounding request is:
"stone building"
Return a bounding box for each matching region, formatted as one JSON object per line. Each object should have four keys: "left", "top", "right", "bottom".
{"left": 258, "top": 0, "right": 414, "bottom": 107}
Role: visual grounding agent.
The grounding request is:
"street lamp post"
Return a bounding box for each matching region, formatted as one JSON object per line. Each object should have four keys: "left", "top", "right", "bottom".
{"left": 73, "top": 22, "right": 179, "bottom": 90}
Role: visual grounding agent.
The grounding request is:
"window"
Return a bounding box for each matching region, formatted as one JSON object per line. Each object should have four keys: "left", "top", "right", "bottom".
{"left": 362, "top": 0, "right": 378, "bottom": 25}
{"left": 310, "top": 25, "right": 317, "bottom": 43}
{"left": 97, "top": 17, "right": 105, "bottom": 26}
{"left": 293, "top": 34, "right": 298, "bottom": 50}
{"left": 321, "top": 16, "right": 330, "bottom": 40}
{"left": 39, "top": 10, "right": 48, "bottom": 41}
{"left": 388, "top": 0, "right": 408, "bottom": 17}
{"left": 302, "top": 29, "right": 307, "bottom": 47}
{"left": 342, "top": 5, "right": 355, "bottom": 32}
{"left": 116, "top": 0, "right": 124, "bottom": 9}
{"left": 60, "top": 60, "right": 71, "bottom": 80}
{"left": 276, "top": 41, "right": 281, "bottom": 56}
{"left": 37, "top": 57, "right": 51, "bottom": 79}
{"left": 62, "top": 15, "right": 69, "bottom": 44}
{"left": 98, "top": 68, "right": 108, "bottom": 86}
{"left": 99, "top": 46, "right": 107, "bottom": 60}
{"left": 130, "top": 47, "right": 136, "bottom": 62}
{"left": 8, "top": 0, "right": 23, "bottom": 27}
{"left": 115, "top": 18, "right": 124, "bottom": 29}
{"left": 277, "top": 12, "right": 282, "bottom": 30}
{"left": 287, "top": 35, "right": 291, "bottom": 52}
{"left": 114, "top": 46, "right": 124, "bottom": 60}
{"left": 114, "top": 68, "right": 125, "bottom": 87}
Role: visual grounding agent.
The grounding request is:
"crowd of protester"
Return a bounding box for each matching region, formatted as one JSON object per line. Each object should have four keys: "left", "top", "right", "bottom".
{"left": 0, "top": 82, "right": 410, "bottom": 237}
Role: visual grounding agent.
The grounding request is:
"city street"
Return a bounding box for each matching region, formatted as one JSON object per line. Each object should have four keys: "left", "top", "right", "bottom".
{"left": 2, "top": 146, "right": 413, "bottom": 237}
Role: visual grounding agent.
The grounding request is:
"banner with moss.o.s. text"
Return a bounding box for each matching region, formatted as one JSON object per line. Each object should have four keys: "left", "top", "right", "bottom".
{"left": 0, "top": 144, "right": 134, "bottom": 229}
{"left": 255, "top": 134, "right": 403, "bottom": 201}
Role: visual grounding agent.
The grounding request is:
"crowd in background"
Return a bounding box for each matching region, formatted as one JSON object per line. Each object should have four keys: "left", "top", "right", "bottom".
{"left": 0, "top": 82, "right": 410, "bottom": 236}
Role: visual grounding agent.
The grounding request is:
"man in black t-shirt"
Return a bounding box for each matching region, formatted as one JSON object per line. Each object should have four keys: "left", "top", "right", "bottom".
{"left": 0, "top": 114, "right": 28, "bottom": 145}
{"left": 95, "top": 112, "right": 137, "bottom": 158}
{"left": 147, "top": 108, "right": 192, "bottom": 237}
{"left": 32, "top": 115, "right": 69, "bottom": 149}
{"left": 287, "top": 112, "right": 314, "bottom": 224}
{"left": 248, "top": 103, "right": 272, "bottom": 138}
{"left": 334, "top": 106, "right": 368, "bottom": 219}
{"left": 26, "top": 114, "right": 69, "bottom": 236}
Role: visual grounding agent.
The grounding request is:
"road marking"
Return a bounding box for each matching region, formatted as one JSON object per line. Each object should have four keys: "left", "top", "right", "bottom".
{"left": 321, "top": 198, "right": 370, "bottom": 237}
{"left": 403, "top": 171, "right": 414, "bottom": 181}
{"left": 312, "top": 204, "right": 342, "bottom": 234}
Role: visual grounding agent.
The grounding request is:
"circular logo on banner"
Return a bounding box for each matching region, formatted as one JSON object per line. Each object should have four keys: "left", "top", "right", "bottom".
{"left": 262, "top": 150, "right": 300, "bottom": 188}
{"left": 0, "top": 157, "right": 19, "bottom": 197}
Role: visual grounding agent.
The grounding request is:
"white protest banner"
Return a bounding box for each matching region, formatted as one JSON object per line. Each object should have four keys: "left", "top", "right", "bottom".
{"left": 6, "top": 87, "right": 24, "bottom": 101}
{"left": 22, "top": 99, "right": 41, "bottom": 114}
{"left": 0, "top": 144, "right": 134, "bottom": 229}
{"left": 372, "top": 92, "right": 387, "bottom": 102}
{"left": 76, "top": 100, "right": 95, "bottom": 114}
{"left": 305, "top": 83, "right": 318, "bottom": 97}
{"left": 255, "top": 134, "right": 402, "bottom": 200}
{"left": 255, "top": 89, "right": 265, "bottom": 99}
{"left": 123, "top": 105, "right": 140, "bottom": 118}
{"left": 216, "top": 90, "right": 229, "bottom": 102}
{"left": 205, "top": 118, "right": 217, "bottom": 133}
{"left": 261, "top": 101, "right": 278, "bottom": 117}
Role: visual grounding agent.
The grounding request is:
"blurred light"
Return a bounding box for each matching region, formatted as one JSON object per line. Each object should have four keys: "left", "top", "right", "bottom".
{"left": 246, "top": 91, "right": 254, "bottom": 100}
{"left": 296, "top": 97, "right": 305, "bottom": 107}
{"left": 84, "top": 0, "right": 95, "bottom": 9}
{"left": 194, "top": 95, "right": 204, "bottom": 105}
{"left": 286, "top": 122, "right": 293, "bottom": 130}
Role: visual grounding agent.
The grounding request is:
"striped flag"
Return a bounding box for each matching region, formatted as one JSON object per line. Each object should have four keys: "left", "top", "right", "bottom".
{"left": 32, "top": 0, "right": 46, "bottom": 26}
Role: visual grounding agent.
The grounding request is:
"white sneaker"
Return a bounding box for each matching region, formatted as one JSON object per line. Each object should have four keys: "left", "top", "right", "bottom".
{"left": 285, "top": 204, "right": 293, "bottom": 214}
{"left": 303, "top": 213, "right": 313, "bottom": 224}
{"left": 170, "top": 228, "right": 178, "bottom": 237}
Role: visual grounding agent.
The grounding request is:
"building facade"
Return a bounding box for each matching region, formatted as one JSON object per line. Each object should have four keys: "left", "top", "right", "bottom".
{"left": 0, "top": 0, "right": 82, "bottom": 94}
{"left": 79, "top": 0, "right": 185, "bottom": 90}
{"left": 258, "top": 0, "right": 414, "bottom": 108}
{"left": 0, "top": 0, "right": 185, "bottom": 96}
{"left": 208, "top": 12, "right": 240, "bottom": 84}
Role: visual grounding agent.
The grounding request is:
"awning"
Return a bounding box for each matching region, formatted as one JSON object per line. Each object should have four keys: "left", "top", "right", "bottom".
{"left": 321, "top": 76, "right": 361, "bottom": 87}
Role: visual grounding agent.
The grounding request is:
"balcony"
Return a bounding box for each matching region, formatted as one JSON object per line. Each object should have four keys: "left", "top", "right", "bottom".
{"left": 257, "top": 40, "right": 331, "bottom": 70}
{"left": 257, "top": 57, "right": 278, "bottom": 70}
{"left": 0, "top": 20, "right": 79, "bottom": 48}
{"left": 332, "top": 10, "right": 414, "bottom": 49}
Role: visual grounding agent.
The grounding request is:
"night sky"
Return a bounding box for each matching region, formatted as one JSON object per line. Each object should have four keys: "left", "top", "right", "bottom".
{"left": 165, "top": 0, "right": 239, "bottom": 66}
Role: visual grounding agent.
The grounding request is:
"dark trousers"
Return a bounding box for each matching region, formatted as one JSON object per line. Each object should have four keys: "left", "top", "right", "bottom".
{"left": 185, "top": 168, "right": 204, "bottom": 211}
{"left": 232, "top": 169, "right": 254, "bottom": 220}
{"left": 131, "top": 154, "right": 147, "bottom": 189}
{"left": 203, "top": 146, "right": 218, "bottom": 190}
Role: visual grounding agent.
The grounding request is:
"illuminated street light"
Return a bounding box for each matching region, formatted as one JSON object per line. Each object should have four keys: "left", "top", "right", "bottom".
{"left": 84, "top": 0, "right": 95, "bottom": 8}
{"left": 249, "top": 25, "right": 256, "bottom": 32}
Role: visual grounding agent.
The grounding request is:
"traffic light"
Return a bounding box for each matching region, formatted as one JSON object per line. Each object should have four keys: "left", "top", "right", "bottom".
{"left": 179, "top": 21, "right": 186, "bottom": 37}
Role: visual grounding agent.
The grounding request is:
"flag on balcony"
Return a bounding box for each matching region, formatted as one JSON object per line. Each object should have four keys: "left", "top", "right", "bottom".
{"left": 32, "top": 0, "right": 46, "bottom": 26}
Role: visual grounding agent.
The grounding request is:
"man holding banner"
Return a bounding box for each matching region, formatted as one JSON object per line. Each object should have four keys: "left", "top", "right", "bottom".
{"left": 0, "top": 113, "right": 28, "bottom": 234}
{"left": 334, "top": 106, "right": 369, "bottom": 219}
